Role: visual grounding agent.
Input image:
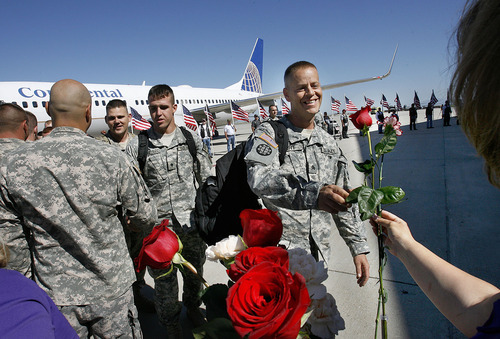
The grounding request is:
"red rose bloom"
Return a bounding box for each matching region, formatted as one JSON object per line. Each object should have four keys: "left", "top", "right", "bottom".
{"left": 134, "top": 219, "right": 180, "bottom": 272}
{"left": 349, "top": 105, "right": 373, "bottom": 130}
{"left": 240, "top": 209, "right": 283, "bottom": 247}
{"left": 227, "top": 261, "right": 311, "bottom": 339}
{"left": 227, "top": 246, "right": 289, "bottom": 282}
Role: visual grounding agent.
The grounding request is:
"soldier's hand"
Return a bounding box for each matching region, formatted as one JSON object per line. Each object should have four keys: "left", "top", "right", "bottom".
{"left": 318, "top": 184, "right": 351, "bottom": 214}
{"left": 353, "top": 254, "right": 370, "bottom": 287}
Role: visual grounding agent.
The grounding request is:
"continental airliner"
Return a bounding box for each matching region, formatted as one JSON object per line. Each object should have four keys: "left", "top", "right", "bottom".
{"left": 0, "top": 39, "right": 396, "bottom": 136}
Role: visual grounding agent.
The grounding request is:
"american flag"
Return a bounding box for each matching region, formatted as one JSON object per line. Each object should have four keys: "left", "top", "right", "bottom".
{"left": 182, "top": 105, "right": 198, "bottom": 131}
{"left": 345, "top": 96, "right": 358, "bottom": 112}
{"left": 395, "top": 93, "right": 403, "bottom": 111}
{"left": 231, "top": 101, "right": 249, "bottom": 122}
{"left": 130, "top": 107, "right": 151, "bottom": 131}
{"left": 364, "top": 96, "right": 375, "bottom": 106}
{"left": 414, "top": 91, "right": 421, "bottom": 109}
{"left": 281, "top": 98, "right": 290, "bottom": 115}
{"left": 258, "top": 100, "right": 269, "bottom": 120}
{"left": 429, "top": 90, "right": 438, "bottom": 106}
{"left": 331, "top": 96, "right": 341, "bottom": 113}
{"left": 204, "top": 104, "right": 217, "bottom": 134}
{"left": 380, "top": 94, "right": 390, "bottom": 109}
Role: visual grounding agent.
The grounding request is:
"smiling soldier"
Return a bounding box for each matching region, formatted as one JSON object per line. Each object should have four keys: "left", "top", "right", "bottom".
{"left": 96, "top": 99, "right": 135, "bottom": 150}
{"left": 245, "top": 61, "right": 370, "bottom": 289}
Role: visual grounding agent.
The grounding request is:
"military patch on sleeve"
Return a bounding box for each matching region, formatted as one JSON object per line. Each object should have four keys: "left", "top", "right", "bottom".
{"left": 256, "top": 144, "right": 273, "bottom": 156}
{"left": 258, "top": 133, "right": 278, "bottom": 148}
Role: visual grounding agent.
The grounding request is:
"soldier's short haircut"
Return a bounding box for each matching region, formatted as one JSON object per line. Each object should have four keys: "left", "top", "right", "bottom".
{"left": 105, "top": 99, "right": 127, "bottom": 115}
{"left": 284, "top": 61, "right": 317, "bottom": 85}
{"left": 148, "top": 84, "right": 175, "bottom": 104}
{"left": 0, "top": 103, "right": 27, "bottom": 133}
{"left": 269, "top": 104, "right": 277, "bottom": 111}
{"left": 25, "top": 111, "right": 38, "bottom": 132}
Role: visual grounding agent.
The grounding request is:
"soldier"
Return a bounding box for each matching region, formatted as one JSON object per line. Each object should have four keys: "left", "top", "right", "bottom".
{"left": 0, "top": 103, "right": 28, "bottom": 158}
{"left": 245, "top": 61, "right": 370, "bottom": 287}
{"left": 0, "top": 79, "right": 157, "bottom": 337}
{"left": 268, "top": 104, "right": 278, "bottom": 120}
{"left": 126, "top": 84, "right": 212, "bottom": 338}
{"left": 95, "top": 99, "right": 136, "bottom": 150}
{"left": 25, "top": 111, "right": 39, "bottom": 141}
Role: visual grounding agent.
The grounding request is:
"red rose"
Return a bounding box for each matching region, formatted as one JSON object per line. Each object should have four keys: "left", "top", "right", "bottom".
{"left": 134, "top": 219, "right": 180, "bottom": 272}
{"left": 227, "top": 246, "right": 289, "bottom": 282}
{"left": 349, "top": 105, "right": 373, "bottom": 130}
{"left": 240, "top": 209, "right": 283, "bottom": 247}
{"left": 227, "top": 261, "right": 311, "bottom": 339}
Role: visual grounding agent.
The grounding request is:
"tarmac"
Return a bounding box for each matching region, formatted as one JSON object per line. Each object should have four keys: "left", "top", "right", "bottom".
{"left": 139, "top": 108, "right": 500, "bottom": 339}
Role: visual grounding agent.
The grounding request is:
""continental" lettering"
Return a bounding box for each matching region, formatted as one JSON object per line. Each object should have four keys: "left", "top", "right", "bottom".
{"left": 18, "top": 87, "right": 123, "bottom": 99}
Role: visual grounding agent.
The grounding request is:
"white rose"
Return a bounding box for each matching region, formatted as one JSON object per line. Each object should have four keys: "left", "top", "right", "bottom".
{"left": 205, "top": 235, "right": 246, "bottom": 261}
{"left": 288, "top": 248, "right": 328, "bottom": 300}
{"left": 308, "top": 293, "right": 345, "bottom": 338}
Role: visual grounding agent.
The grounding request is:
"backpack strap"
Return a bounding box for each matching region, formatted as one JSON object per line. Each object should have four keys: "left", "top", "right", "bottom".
{"left": 267, "top": 120, "right": 289, "bottom": 165}
{"left": 137, "top": 130, "right": 149, "bottom": 175}
{"left": 179, "top": 126, "right": 197, "bottom": 160}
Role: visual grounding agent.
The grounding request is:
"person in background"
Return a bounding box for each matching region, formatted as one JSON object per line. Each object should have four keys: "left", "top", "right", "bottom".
{"left": 198, "top": 118, "right": 213, "bottom": 157}
{"left": 268, "top": 104, "right": 278, "bottom": 121}
{"left": 224, "top": 119, "right": 236, "bottom": 152}
{"left": 341, "top": 109, "right": 349, "bottom": 139}
{"left": 25, "top": 111, "right": 39, "bottom": 141}
{"left": 376, "top": 107, "right": 384, "bottom": 134}
{"left": 251, "top": 114, "right": 261, "bottom": 133}
{"left": 409, "top": 103, "right": 418, "bottom": 130}
{"left": 372, "top": 0, "right": 500, "bottom": 337}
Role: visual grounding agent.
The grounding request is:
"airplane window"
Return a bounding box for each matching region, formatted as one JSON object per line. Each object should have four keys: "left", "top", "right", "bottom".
{"left": 135, "top": 100, "right": 139, "bottom": 105}
{"left": 196, "top": 100, "right": 199, "bottom": 104}
{"left": 141, "top": 100, "right": 144, "bottom": 105}
{"left": 95, "top": 101, "right": 99, "bottom": 106}
{"left": 42, "top": 101, "right": 46, "bottom": 108}
{"left": 22, "top": 102, "right": 28, "bottom": 108}
{"left": 32, "top": 101, "right": 38, "bottom": 108}
{"left": 12, "top": 101, "right": 17, "bottom": 105}
{"left": 176, "top": 100, "right": 179, "bottom": 104}
{"left": 102, "top": 100, "right": 106, "bottom": 106}
{"left": 146, "top": 100, "right": 148, "bottom": 104}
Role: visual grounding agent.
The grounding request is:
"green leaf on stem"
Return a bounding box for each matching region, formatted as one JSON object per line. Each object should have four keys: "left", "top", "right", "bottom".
{"left": 352, "top": 160, "right": 375, "bottom": 174}
{"left": 192, "top": 318, "right": 240, "bottom": 339}
{"left": 357, "top": 186, "right": 384, "bottom": 221}
{"left": 200, "top": 284, "right": 230, "bottom": 321}
{"left": 377, "top": 186, "right": 406, "bottom": 204}
{"left": 375, "top": 129, "right": 397, "bottom": 157}
{"left": 346, "top": 186, "right": 363, "bottom": 203}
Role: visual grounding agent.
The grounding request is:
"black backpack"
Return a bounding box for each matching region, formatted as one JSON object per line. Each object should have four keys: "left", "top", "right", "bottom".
{"left": 137, "top": 126, "right": 197, "bottom": 175}
{"left": 194, "top": 120, "right": 289, "bottom": 245}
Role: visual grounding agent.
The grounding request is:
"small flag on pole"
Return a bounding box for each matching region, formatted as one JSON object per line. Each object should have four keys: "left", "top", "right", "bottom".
{"left": 364, "top": 96, "right": 375, "bottom": 106}
{"left": 395, "top": 93, "right": 402, "bottom": 111}
{"left": 429, "top": 90, "right": 438, "bottom": 106}
{"left": 231, "top": 101, "right": 249, "bottom": 122}
{"left": 331, "top": 96, "right": 341, "bottom": 113}
{"left": 182, "top": 105, "right": 198, "bottom": 131}
{"left": 130, "top": 107, "right": 151, "bottom": 131}
{"left": 380, "top": 94, "right": 390, "bottom": 109}
{"left": 345, "top": 96, "right": 358, "bottom": 112}
{"left": 204, "top": 104, "right": 216, "bottom": 134}
{"left": 414, "top": 91, "right": 421, "bottom": 109}
{"left": 258, "top": 100, "right": 269, "bottom": 120}
{"left": 281, "top": 98, "right": 290, "bottom": 115}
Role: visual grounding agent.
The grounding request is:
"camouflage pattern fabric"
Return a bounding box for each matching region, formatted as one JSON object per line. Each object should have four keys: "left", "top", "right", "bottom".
{"left": 95, "top": 131, "right": 136, "bottom": 151}
{"left": 59, "top": 286, "right": 142, "bottom": 338}
{"left": 0, "top": 138, "right": 25, "bottom": 159}
{"left": 126, "top": 126, "right": 211, "bottom": 325}
{"left": 0, "top": 127, "right": 157, "bottom": 306}
{"left": 245, "top": 116, "right": 369, "bottom": 262}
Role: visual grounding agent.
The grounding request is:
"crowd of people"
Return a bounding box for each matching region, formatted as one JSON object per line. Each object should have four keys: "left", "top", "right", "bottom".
{"left": 0, "top": 0, "right": 498, "bottom": 338}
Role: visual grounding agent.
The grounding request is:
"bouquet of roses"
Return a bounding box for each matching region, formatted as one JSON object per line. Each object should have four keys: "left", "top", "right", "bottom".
{"left": 201, "top": 209, "right": 344, "bottom": 339}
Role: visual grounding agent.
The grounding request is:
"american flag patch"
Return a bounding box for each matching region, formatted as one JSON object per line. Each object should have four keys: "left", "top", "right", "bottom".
{"left": 258, "top": 133, "right": 278, "bottom": 148}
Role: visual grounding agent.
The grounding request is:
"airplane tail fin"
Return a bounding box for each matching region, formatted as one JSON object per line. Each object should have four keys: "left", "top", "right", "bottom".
{"left": 225, "top": 38, "right": 263, "bottom": 93}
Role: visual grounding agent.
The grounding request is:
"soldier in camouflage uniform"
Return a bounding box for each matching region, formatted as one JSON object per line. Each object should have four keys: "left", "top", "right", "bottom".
{"left": 245, "top": 61, "right": 370, "bottom": 287}
{"left": 95, "top": 99, "right": 136, "bottom": 150}
{"left": 0, "top": 79, "right": 157, "bottom": 338}
{"left": 0, "top": 103, "right": 28, "bottom": 159}
{"left": 126, "top": 84, "right": 212, "bottom": 338}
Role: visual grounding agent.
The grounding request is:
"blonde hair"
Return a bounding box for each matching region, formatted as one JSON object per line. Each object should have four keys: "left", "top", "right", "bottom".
{"left": 0, "top": 238, "right": 9, "bottom": 268}
{"left": 450, "top": 0, "right": 500, "bottom": 188}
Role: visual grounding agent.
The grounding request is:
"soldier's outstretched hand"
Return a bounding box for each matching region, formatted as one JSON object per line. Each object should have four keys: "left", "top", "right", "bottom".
{"left": 318, "top": 184, "right": 351, "bottom": 214}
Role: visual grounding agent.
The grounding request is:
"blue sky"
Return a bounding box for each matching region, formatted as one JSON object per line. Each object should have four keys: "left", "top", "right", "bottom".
{"left": 2, "top": 0, "right": 466, "bottom": 113}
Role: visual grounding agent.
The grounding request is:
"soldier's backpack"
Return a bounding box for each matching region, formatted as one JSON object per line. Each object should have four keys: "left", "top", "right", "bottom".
{"left": 194, "top": 120, "right": 288, "bottom": 245}
{"left": 137, "top": 126, "right": 197, "bottom": 174}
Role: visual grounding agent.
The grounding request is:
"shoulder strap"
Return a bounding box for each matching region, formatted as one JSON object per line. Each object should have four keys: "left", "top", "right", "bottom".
{"left": 267, "top": 120, "right": 289, "bottom": 165}
{"left": 137, "top": 130, "right": 149, "bottom": 175}
{"left": 179, "top": 126, "right": 197, "bottom": 160}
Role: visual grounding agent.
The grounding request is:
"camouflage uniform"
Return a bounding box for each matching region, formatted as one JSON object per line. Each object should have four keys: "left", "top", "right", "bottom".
{"left": 95, "top": 130, "right": 136, "bottom": 151}
{"left": 0, "top": 138, "right": 25, "bottom": 159}
{"left": 126, "top": 126, "right": 212, "bottom": 327}
{"left": 245, "top": 117, "right": 369, "bottom": 262}
{"left": 0, "top": 127, "right": 157, "bottom": 337}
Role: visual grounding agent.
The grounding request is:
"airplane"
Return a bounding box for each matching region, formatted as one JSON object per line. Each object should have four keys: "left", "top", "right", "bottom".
{"left": 0, "top": 39, "right": 397, "bottom": 137}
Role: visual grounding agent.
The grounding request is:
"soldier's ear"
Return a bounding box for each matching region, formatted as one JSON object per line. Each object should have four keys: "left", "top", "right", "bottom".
{"left": 283, "top": 88, "right": 290, "bottom": 102}
{"left": 85, "top": 104, "right": 92, "bottom": 124}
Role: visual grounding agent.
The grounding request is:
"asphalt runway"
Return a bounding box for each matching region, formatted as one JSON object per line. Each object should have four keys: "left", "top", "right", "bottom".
{"left": 141, "top": 108, "right": 500, "bottom": 339}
